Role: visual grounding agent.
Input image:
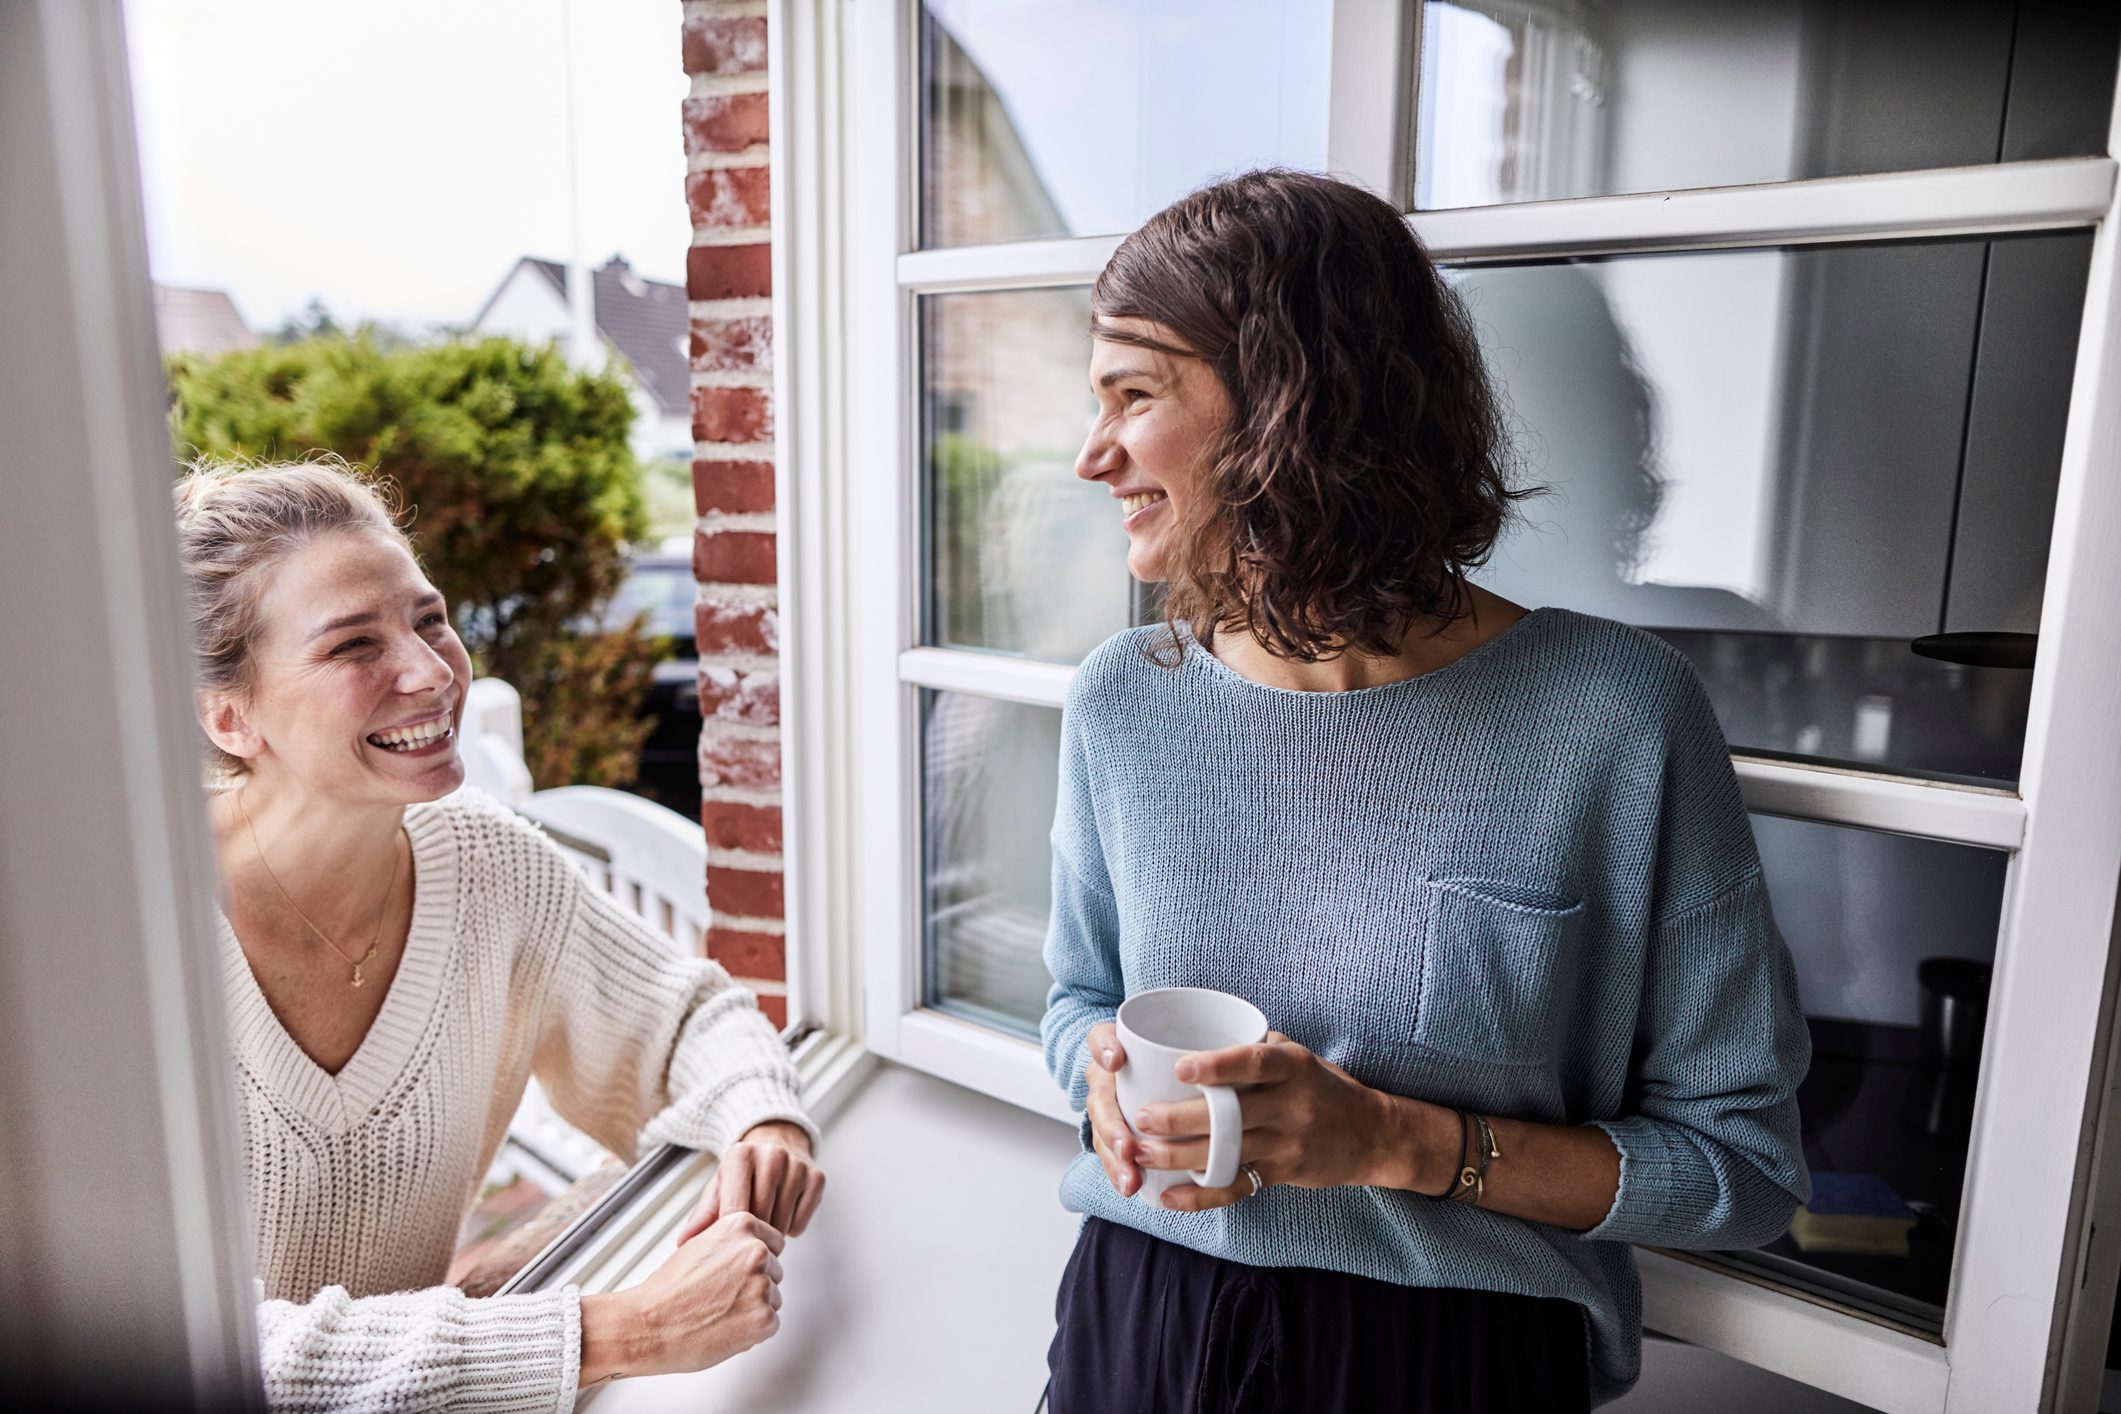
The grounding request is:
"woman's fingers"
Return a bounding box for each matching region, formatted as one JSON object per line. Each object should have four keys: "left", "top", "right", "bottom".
{"left": 1087, "top": 1021, "right": 1127, "bottom": 1075}
{"left": 1174, "top": 1040, "right": 1301, "bottom": 1087}
{"left": 1136, "top": 1134, "right": 1212, "bottom": 1172}
{"left": 786, "top": 1169, "right": 827, "bottom": 1238}
{"left": 1156, "top": 1163, "right": 1270, "bottom": 1213}
{"left": 675, "top": 1188, "right": 720, "bottom": 1245}
{"left": 717, "top": 1143, "right": 758, "bottom": 1223}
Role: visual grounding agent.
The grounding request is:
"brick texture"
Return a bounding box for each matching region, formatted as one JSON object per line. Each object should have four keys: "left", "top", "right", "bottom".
{"left": 698, "top": 665, "right": 779, "bottom": 725}
{"left": 686, "top": 243, "right": 772, "bottom": 301}
{"left": 682, "top": 15, "right": 768, "bottom": 76}
{"left": 708, "top": 928, "right": 788, "bottom": 982}
{"left": 690, "top": 385, "right": 773, "bottom": 444}
{"left": 699, "top": 733, "right": 780, "bottom": 793}
{"left": 694, "top": 599, "right": 779, "bottom": 655}
{"left": 684, "top": 3, "right": 788, "bottom": 1000}
{"left": 686, "top": 167, "right": 772, "bottom": 229}
{"left": 683, "top": 93, "right": 770, "bottom": 155}
{"left": 702, "top": 801, "right": 783, "bottom": 854}
{"left": 690, "top": 315, "right": 773, "bottom": 375}
{"left": 693, "top": 529, "right": 776, "bottom": 586}
{"left": 693, "top": 459, "right": 776, "bottom": 516}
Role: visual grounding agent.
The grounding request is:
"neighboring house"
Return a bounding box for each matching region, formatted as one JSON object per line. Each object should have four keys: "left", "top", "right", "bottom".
{"left": 469, "top": 254, "right": 692, "bottom": 461}
{"left": 151, "top": 283, "right": 256, "bottom": 357}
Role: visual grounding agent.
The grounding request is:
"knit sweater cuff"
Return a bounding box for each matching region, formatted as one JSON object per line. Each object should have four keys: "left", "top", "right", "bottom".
{"left": 1582, "top": 1116, "right": 1701, "bottom": 1246}
{"left": 645, "top": 1066, "right": 818, "bottom": 1157}
{"left": 256, "top": 1282, "right": 583, "bottom": 1413}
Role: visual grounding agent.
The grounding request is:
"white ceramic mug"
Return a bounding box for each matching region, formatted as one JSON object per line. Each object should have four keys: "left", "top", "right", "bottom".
{"left": 1115, "top": 987, "right": 1269, "bottom": 1204}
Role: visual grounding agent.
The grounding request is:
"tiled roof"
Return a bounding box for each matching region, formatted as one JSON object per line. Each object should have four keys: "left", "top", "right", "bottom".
{"left": 522, "top": 256, "right": 690, "bottom": 416}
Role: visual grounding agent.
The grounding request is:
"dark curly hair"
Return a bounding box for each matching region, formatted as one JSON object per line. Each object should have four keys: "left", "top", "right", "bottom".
{"left": 1092, "top": 168, "right": 1530, "bottom": 662}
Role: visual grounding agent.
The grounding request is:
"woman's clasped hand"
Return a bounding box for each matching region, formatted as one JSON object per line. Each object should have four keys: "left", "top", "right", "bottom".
{"left": 1083, "top": 1021, "right": 1440, "bottom": 1212}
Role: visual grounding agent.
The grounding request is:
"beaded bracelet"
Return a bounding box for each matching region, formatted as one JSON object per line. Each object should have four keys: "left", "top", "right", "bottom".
{"left": 1448, "top": 1112, "right": 1501, "bottom": 1206}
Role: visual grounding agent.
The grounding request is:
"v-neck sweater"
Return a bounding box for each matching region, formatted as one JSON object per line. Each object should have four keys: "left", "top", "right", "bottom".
{"left": 1039, "top": 611, "right": 1811, "bottom": 1405}
{"left": 225, "top": 787, "right": 810, "bottom": 1412}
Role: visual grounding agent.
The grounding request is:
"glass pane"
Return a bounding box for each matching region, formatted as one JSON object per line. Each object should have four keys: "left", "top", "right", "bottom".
{"left": 920, "top": 691, "right": 1060, "bottom": 1035}
{"left": 920, "top": 0, "right": 1333, "bottom": 248}
{"left": 1461, "top": 231, "right": 2092, "bottom": 783}
{"left": 922, "top": 288, "right": 1133, "bottom": 663}
{"left": 1416, "top": 0, "right": 2120, "bottom": 209}
{"left": 1714, "top": 814, "right": 2005, "bottom": 1331}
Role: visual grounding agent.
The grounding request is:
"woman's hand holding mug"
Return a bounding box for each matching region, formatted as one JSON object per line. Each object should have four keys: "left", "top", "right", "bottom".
{"left": 1131, "top": 1034, "right": 1405, "bottom": 1212}
{"left": 1085, "top": 988, "right": 1284, "bottom": 1208}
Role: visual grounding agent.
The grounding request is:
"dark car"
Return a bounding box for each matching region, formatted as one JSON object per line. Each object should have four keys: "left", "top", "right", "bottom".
{"left": 603, "top": 552, "right": 702, "bottom": 820}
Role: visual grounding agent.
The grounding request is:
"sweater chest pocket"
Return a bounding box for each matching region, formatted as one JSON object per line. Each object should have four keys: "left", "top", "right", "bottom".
{"left": 1412, "top": 878, "right": 1585, "bottom": 1068}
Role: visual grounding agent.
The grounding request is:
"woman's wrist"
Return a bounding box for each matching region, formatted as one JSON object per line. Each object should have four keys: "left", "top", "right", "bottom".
{"left": 579, "top": 1290, "right": 656, "bottom": 1387}
{"left": 1368, "top": 1092, "right": 1463, "bottom": 1195}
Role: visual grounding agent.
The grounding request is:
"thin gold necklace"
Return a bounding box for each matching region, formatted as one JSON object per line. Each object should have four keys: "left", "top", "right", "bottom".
{"left": 237, "top": 789, "right": 403, "bottom": 989}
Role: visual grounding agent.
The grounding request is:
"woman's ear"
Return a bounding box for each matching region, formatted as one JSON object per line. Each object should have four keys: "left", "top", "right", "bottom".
{"left": 198, "top": 690, "right": 265, "bottom": 765}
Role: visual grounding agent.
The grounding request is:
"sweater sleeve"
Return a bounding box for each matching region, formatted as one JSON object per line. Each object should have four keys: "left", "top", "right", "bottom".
{"left": 256, "top": 1283, "right": 580, "bottom": 1413}
{"left": 1040, "top": 696, "right": 1126, "bottom": 1114}
{"left": 1583, "top": 663, "right": 1811, "bottom": 1250}
{"left": 532, "top": 858, "right": 815, "bottom": 1160}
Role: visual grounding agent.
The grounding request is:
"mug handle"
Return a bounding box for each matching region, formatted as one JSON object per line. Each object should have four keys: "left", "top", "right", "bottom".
{"left": 1190, "top": 1084, "right": 1243, "bottom": 1190}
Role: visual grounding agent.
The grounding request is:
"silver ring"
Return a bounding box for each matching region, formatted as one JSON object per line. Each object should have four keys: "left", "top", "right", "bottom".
{"left": 1241, "top": 1163, "right": 1264, "bottom": 1198}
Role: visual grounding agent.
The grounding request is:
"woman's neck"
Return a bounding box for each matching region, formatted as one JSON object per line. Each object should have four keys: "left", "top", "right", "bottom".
{"left": 211, "top": 776, "right": 406, "bottom": 925}
{"left": 1211, "top": 583, "right": 1529, "bottom": 692}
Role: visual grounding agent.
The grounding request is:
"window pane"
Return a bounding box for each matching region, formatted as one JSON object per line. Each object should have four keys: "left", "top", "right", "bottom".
{"left": 922, "top": 288, "right": 1133, "bottom": 663}
{"left": 1416, "top": 0, "right": 2120, "bottom": 209}
{"left": 920, "top": 691, "right": 1060, "bottom": 1035}
{"left": 1716, "top": 814, "right": 2005, "bottom": 1331}
{"left": 920, "top": 0, "right": 1333, "bottom": 248}
{"left": 1461, "top": 231, "right": 2091, "bottom": 783}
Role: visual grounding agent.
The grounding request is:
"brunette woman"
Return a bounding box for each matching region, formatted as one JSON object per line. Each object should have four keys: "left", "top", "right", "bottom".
{"left": 1041, "top": 170, "right": 1809, "bottom": 1411}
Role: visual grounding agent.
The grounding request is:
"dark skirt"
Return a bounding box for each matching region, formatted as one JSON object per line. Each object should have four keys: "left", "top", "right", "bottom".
{"left": 1047, "top": 1217, "right": 1591, "bottom": 1414}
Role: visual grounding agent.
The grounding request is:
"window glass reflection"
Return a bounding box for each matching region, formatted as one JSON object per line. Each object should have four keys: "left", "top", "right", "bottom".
{"left": 922, "top": 288, "right": 1131, "bottom": 663}
{"left": 1732, "top": 813, "right": 2005, "bottom": 1328}
{"left": 1460, "top": 232, "right": 2091, "bottom": 782}
{"left": 921, "top": 0, "right": 1332, "bottom": 248}
{"left": 921, "top": 691, "right": 1060, "bottom": 1034}
{"left": 1416, "top": 0, "right": 2119, "bottom": 210}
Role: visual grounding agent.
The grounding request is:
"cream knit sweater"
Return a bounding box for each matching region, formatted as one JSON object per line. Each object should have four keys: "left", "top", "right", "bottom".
{"left": 222, "top": 787, "right": 812, "bottom": 1412}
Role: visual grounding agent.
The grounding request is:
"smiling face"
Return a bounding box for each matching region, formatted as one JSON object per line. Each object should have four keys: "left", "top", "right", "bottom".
{"left": 202, "top": 530, "right": 470, "bottom": 805}
{"left": 1076, "top": 317, "right": 1236, "bottom": 582}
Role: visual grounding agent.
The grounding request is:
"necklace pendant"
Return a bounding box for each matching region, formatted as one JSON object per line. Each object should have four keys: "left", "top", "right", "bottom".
{"left": 351, "top": 962, "right": 365, "bottom": 989}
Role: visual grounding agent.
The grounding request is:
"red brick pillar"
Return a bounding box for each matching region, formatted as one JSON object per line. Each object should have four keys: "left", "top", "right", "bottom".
{"left": 682, "top": 0, "right": 786, "bottom": 1028}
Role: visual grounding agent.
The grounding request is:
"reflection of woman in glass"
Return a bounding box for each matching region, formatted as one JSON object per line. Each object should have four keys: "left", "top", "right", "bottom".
{"left": 175, "top": 461, "right": 824, "bottom": 1407}
{"left": 1041, "top": 171, "right": 1809, "bottom": 1410}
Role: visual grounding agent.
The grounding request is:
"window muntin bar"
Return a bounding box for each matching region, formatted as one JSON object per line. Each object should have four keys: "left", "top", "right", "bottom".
{"left": 897, "top": 157, "right": 2118, "bottom": 291}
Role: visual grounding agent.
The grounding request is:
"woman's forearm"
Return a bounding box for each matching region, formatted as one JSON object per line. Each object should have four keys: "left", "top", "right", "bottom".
{"left": 1370, "top": 1094, "right": 1621, "bottom": 1233}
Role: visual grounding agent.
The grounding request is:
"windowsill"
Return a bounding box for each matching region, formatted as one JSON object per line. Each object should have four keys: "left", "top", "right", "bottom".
{"left": 566, "top": 1059, "right": 1082, "bottom": 1412}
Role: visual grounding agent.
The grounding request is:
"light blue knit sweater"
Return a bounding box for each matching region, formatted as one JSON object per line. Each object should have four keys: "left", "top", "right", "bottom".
{"left": 1040, "top": 608, "right": 1811, "bottom": 1404}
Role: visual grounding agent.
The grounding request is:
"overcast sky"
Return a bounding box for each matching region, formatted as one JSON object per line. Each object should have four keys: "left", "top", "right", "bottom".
{"left": 124, "top": 0, "right": 690, "bottom": 334}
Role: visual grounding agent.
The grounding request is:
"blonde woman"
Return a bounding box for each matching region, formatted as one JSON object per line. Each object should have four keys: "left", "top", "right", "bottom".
{"left": 175, "top": 459, "right": 823, "bottom": 1410}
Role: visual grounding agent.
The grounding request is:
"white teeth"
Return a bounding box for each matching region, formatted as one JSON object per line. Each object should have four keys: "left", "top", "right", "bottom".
{"left": 368, "top": 716, "right": 453, "bottom": 751}
{"left": 1122, "top": 493, "right": 1166, "bottom": 515}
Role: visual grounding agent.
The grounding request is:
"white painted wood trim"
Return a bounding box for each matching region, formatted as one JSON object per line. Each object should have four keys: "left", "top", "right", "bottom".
{"left": 895, "top": 1010, "right": 1077, "bottom": 1126}
{"left": 897, "top": 158, "right": 2117, "bottom": 292}
{"left": 851, "top": 0, "right": 922, "bottom": 1065}
{"left": 1325, "top": 0, "right": 1413, "bottom": 206}
{"left": 1414, "top": 156, "right": 2116, "bottom": 262}
{"left": 1639, "top": 1252, "right": 1949, "bottom": 1414}
{"left": 1732, "top": 758, "right": 2025, "bottom": 852}
{"left": 898, "top": 647, "right": 1073, "bottom": 709}
{"left": 0, "top": 4, "right": 260, "bottom": 1404}
{"left": 1941, "top": 54, "right": 2121, "bottom": 1414}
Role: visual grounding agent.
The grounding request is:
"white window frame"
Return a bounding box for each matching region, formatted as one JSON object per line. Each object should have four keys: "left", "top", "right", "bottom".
{"left": 834, "top": 4, "right": 2121, "bottom": 1410}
